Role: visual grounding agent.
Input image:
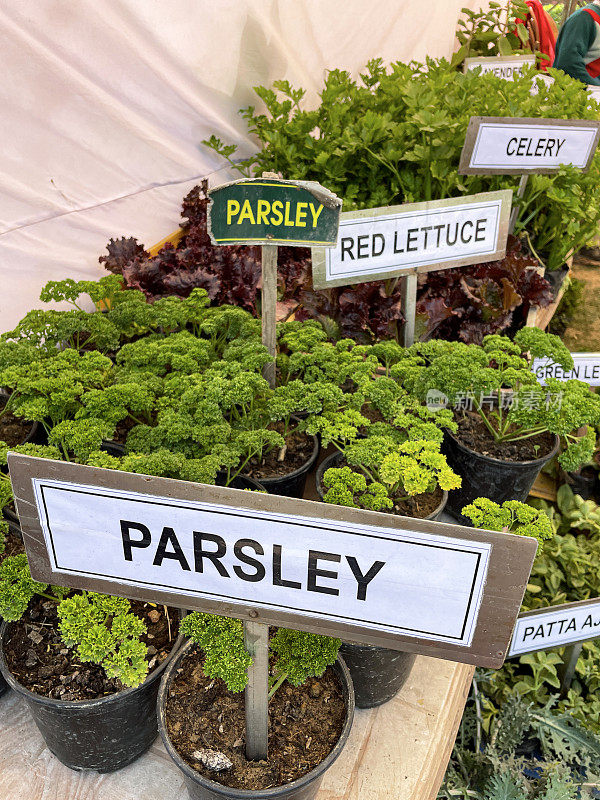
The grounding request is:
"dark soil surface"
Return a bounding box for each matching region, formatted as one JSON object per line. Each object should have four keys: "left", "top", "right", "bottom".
{"left": 453, "top": 411, "right": 556, "bottom": 462}
{"left": 1, "top": 530, "right": 24, "bottom": 562}
{"left": 165, "top": 646, "right": 346, "bottom": 791}
{"left": 0, "top": 397, "right": 34, "bottom": 447}
{"left": 110, "top": 416, "right": 138, "bottom": 446}
{"left": 393, "top": 486, "right": 444, "bottom": 518}
{"left": 320, "top": 459, "right": 443, "bottom": 519}
{"left": 3, "top": 597, "right": 180, "bottom": 701}
{"left": 243, "top": 426, "right": 315, "bottom": 480}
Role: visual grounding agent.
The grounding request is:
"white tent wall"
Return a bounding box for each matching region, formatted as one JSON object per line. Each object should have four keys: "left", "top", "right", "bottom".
{"left": 0, "top": 0, "right": 492, "bottom": 332}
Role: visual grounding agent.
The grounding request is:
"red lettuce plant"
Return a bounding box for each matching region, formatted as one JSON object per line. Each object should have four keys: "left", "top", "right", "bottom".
{"left": 99, "top": 182, "right": 404, "bottom": 341}
{"left": 416, "top": 236, "right": 553, "bottom": 344}
{"left": 99, "top": 187, "right": 545, "bottom": 345}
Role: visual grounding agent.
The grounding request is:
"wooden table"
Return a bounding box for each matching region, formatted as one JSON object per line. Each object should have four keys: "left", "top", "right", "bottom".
{"left": 0, "top": 657, "right": 473, "bottom": 800}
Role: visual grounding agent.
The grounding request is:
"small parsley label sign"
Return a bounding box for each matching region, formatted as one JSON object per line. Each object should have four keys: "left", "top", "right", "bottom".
{"left": 207, "top": 177, "right": 341, "bottom": 247}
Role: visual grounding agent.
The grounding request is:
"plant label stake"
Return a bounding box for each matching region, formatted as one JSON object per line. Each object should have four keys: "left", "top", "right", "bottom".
{"left": 463, "top": 55, "right": 536, "bottom": 79}
{"left": 243, "top": 619, "right": 270, "bottom": 760}
{"left": 206, "top": 176, "right": 341, "bottom": 757}
{"left": 9, "top": 455, "right": 540, "bottom": 761}
{"left": 459, "top": 116, "right": 600, "bottom": 235}
{"left": 532, "top": 352, "right": 600, "bottom": 387}
{"left": 311, "top": 190, "right": 512, "bottom": 346}
{"left": 508, "top": 597, "right": 600, "bottom": 659}
{"left": 206, "top": 173, "right": 342, "bottom": 389}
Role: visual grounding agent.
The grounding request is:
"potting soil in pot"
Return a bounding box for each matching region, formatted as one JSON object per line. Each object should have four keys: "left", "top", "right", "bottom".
{"left": 165, "top": 645, "right": 346, "bottom": 791}
{"left": 0, "top": 530, "right": 24, "bottom": 561}
{"left": 242, "top": 425, "right": 314, "bottom": 480}
{"left": 4, "top": 597, "right": 180, "bottom": 701}
{"left": 455, "top": 411, "right": 556, "bottom": 461}
{"left": 0, "top": 396, "right": 34, "bottom": 447}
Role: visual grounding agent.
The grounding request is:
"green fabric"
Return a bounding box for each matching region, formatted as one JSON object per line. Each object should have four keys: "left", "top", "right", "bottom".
{"left": 554, "top": 4, "right": 600, "bottom": 86}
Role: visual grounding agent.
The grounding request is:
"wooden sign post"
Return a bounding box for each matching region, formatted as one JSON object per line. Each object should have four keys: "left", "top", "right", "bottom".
{"left": 205, "top": 175, "right": 341, "bottom": 758}
{"left": 207, "top": 174, "right": 342, "bottom": 388}
{"left": 459, "top": 116, "right": 600, "bottom": 233}
{"left": 9, "top": 455, "right": 537, "bottom": 759}
{"left": 312, "top": 190, "right": 512, "bottom": 346}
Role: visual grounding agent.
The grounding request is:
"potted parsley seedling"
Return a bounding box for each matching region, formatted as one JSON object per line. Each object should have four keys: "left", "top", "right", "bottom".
{"left": 0, "top": 556, "right": 183, "bottom": 772}
{"left": 311, "top": 420, "right": 460, "bottom": 708}
{"left": 394, "top": 329, "right": 600, "bottom": 522}
{"left": 157, "top": 613, "right": 354, "bottom": 800}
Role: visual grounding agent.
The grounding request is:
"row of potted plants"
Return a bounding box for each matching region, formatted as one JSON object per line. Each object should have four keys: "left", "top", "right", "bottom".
{"left": 97, "top": 56, "right": 600, "bottom": 346}
{"left": 0, "top": 273, "right": 597, "bottom": 795}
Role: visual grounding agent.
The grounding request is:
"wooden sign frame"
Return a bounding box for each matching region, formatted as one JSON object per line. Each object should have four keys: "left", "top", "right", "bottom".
{"left": 508, "top": 597, "right": 600, "bottom": 657}
{"left": 463, "top": 55, "right": 536, "bottom": 78}
{"left": 311, "top": 190, "right": 511, "bottom": 290}
{"left": 459, "top": 116, "right": 600, "bottom": 175}
{"left": 8, "top": 453, "right": 537, "bottom": 669}
{"left": 206, "top": 177, "right": 342, "bottom": 247}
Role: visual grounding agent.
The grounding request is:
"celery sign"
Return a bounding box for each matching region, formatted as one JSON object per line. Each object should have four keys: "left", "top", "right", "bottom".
{"left": 207, "top": 177, "right": 342, "bottom": 247}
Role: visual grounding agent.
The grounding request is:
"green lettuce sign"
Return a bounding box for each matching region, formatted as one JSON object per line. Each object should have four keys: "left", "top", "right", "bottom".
{"left": 207, "top": 178, "right": 341, "bottom": 247}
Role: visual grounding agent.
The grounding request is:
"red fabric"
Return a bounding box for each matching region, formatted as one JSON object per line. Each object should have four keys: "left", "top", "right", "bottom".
{"left": 584, "top": 8, "right": 600, "bottom": 77}
{"left": 584, "top": 7, "right": 600, "bottom": 24}
{"left": 526, "top": 0, "right": 557, "bottom": 70}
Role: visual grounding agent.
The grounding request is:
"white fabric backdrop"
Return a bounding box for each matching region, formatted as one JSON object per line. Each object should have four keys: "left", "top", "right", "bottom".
{"left": 0, "top": 0, "right": 491, "bottom": 332}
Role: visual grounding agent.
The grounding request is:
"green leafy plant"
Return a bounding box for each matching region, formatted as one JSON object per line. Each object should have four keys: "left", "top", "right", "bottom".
{"left": 478, "top": 490, "right": 600, "bottom": 733}
{"left": 204, "top": 61, "right": 600, "bottom": 274}
{"left": 453, "top": 1, "right": 535, "bottom": 67}
{"left": 180, "top": 613, "right": 340, "bottom": 697}
{"left": 461, "top": 498, "right": 554, "bottom": 546}
{"left": 321, "top": 428, "right": 461, "bottom": 514}
{"left": 0, "top": 554, "right": 150, "bottom": 687}
{"left": 394, "top": 330, "right": 600, "bottom": 471}
{"left": 441, "top": 682, "right": 600, "bottom": 800}
{"left": 0, "top": 349, "right": 114, "bottom": 433}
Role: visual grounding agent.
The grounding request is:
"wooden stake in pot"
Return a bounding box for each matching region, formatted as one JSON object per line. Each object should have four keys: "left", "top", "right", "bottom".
{"left": 260, "top": 172, "right": 279, "bottom": 390}
{"left": 205, "top": 173, "right": 341, "bottom": 760}
{"left": 243, "top": 620, "right": 270, "bottom": 760}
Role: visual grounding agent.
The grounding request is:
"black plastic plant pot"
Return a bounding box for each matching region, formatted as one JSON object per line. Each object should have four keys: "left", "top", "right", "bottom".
{"left": 2, "top": 506, "right": 22, "bottom": 540}
{"left": 0, "top": 390, "right": 41, "bottom": 447}
{"left": 315, "top": 451, "right": 448, "bottom": 520}
{"left": 245, "top": 434, "right": 320, "bottom": 499}
{"left": 567, "top": 467, "right": 598, "bottom": 501}
{"left": 339, "top": 643, "right": 416, "bottom": 709}
{"left": 158, "top": 640, "right": 355, "bottom": 800}
{"left": 442, "top": 431, "right": 560, "bottom": 525}
{"left": 101, "top": 439, "right": 126, "bottom": 456}
{"left": 315, "top": 451, "right": 441, "bottom": 708}
{"left": 0, "top": 671, "right": 7, "bottom": 698}
{"left": 0, "top": 619, "right": 184, "bottom": 773}
{"left": 217, "top": 473, "right": 266, "bottom": 492}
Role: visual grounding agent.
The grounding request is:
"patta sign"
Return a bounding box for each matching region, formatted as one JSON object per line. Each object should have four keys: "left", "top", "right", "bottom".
{"left": 9, "top": 454, "right": 537, "bottom": 668}
{"left": 509, "top": 598, "right": 600, "bottom": 657}
{"left": 207, "top": 177, "right": 342, "bottom": 247}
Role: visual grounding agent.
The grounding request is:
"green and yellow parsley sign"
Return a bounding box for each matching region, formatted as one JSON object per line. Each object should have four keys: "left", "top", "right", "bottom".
{"left": 207, "top": 178, "right": 342, "bottom": 247}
